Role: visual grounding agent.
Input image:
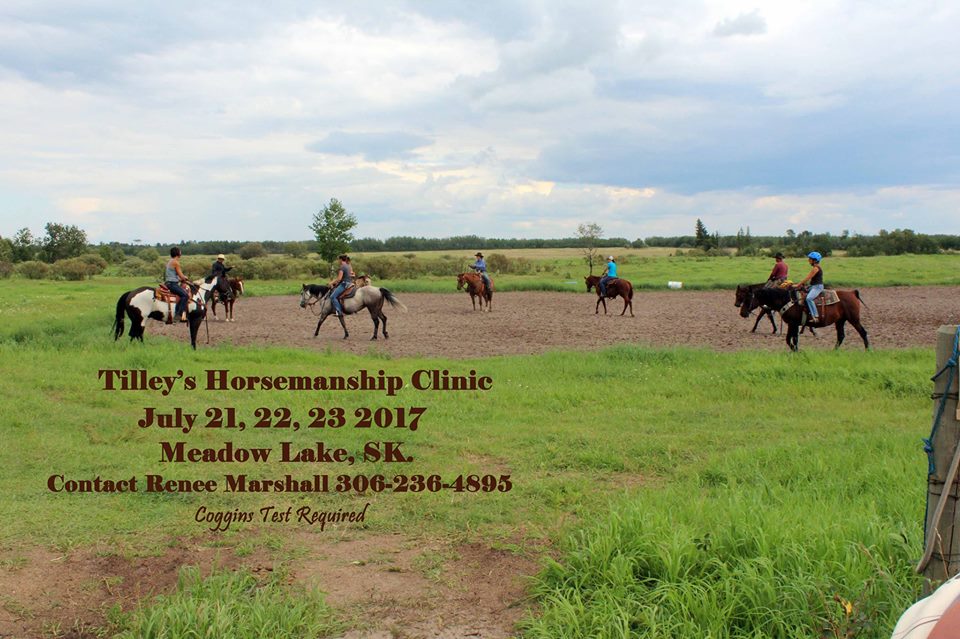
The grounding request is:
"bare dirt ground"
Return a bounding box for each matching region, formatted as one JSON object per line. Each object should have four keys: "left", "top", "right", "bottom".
{"left": 149, "top": 286, "right": 960, "bottom": 357}
{"left": 0, "top": 532, "right": 536, "bottom": 639}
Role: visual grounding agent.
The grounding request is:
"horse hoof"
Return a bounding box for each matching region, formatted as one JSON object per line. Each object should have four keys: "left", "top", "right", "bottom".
{"left": 370, "top": 336, "right": 377, "bottom": 341}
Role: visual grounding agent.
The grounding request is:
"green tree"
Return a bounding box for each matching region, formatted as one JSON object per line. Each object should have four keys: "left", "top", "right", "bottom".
{"left": 310, "top": 198, "right": 357, "bottom": 263}
{"left": 38, "top": 222, "right": 87, "bottom": 262}
{"left": 577, "top": 222, "right": 603, "bottom": 274}
{"left": 694, "top": 219, "right": 710, "bottom": 248}
{"left": 11, "top": 227, "right": 35, "bottom": 262}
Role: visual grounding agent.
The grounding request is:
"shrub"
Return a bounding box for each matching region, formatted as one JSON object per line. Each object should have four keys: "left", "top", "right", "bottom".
{"left": 286, "top": 242, "right": 308, "bottom": 258}
{"left": 0, "top": 261, "right": 12, "bottom": 279}
{"left": 52, "top": 257, "right": 101, "bottom": 280}
{"left": 239, "top": 242, "right": 268, "bottom": 259}
{"left": 117, "top": 257, "right": 163, "bottom": 278}
{"left": 137, "top": 247, "right": 160, "bottom": 261}
{"left": 16, "top": 260, "right": 49, "bottom": 279}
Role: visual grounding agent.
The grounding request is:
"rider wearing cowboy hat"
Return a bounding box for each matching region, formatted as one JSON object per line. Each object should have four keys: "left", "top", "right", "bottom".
{"left": 470, "top": 252, "right": 492, "bottom": 293}
{"left": 765, "top": 252, "right": 788, "bottom": 288}
{"left": 599, "top": 255, "right": 617, "bottom": 297}
{"left": 211, "top": 253, "right": 232, "bottom": 279}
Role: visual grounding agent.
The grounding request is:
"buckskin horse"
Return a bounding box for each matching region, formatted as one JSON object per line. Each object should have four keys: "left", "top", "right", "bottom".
{"left": 312, "top": 284, "right": 406, "bottom": 340}
{"left": 113, "top": 274, "right": 233, "bottom": 349}
{"left": 585, "top": 275, "right": 634, "bottom": 317}
{"left": 457, "top": 272, "right": 493, "bottom": 312}
{"left": 745, "top": 286, "right": 868, "bottom": 351}
{"left": 211, "top": 276, "right": 244, "bottom": 322}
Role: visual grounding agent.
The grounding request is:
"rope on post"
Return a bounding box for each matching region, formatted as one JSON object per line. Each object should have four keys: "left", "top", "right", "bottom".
{"left": 917, "top": 326, "right": 960, "bottom": 574}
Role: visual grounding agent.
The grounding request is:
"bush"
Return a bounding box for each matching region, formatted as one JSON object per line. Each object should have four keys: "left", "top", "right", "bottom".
{"left": 117, "top": 257, "right": 163, "bottom": 277}
{"left": 286, "top": 242, "right": 308, "bottom": 258}
{"left": 239, "top": 242, "right": 268, "bottom": 259}
{"left": 16, "top": 260, "right": 49, "bottom": 279}
{"left": 137, "top": 247, "right": 160, "bottom": 262}
{"left": 99, "top": 245, "right": 127, "bottom": 264}
{"left": 52, "top": 257, "right": 102, "bottom": 280}
{"left": 0, "top": 261, "right": 12, "bottom": 279}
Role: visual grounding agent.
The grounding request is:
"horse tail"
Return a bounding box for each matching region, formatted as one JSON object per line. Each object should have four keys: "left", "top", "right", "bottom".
{"left": 854, "top": 289, "right": 867, "bottom": 308}
{"left": 628, "top": 283, "right": 634, "bottom": 300}
{"left": 380, "top": 288, "right": 407, "bottom": 312}
{"left": 113, "top": 292, "right": 127, "bottom": 340}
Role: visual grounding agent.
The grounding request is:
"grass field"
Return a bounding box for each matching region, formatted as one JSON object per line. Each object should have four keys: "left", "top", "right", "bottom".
{"left": 0, "top": 274, "right": 946, "bottom": 637}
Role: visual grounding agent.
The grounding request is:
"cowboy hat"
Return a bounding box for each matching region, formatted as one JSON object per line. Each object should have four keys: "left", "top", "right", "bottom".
{"left": 217, "top": 254, "right": 225, "bottom": 260}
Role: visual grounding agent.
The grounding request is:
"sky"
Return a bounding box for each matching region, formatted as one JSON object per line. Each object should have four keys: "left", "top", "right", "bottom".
{"left": 1, "top": 0, "right": 958, "bottom": 243}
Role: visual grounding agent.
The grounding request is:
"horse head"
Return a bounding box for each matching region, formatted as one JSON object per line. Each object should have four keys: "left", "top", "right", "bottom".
{"left": 299, "top": 284, "right": 312, "bottom": 308}
{"left": 456, "top": 273, "right": 467, "bottom": 291}
{"left": 739, "top": 288, "right": 757, "bottom": 318}
{"left": 734, "top": 284, "right": 749, "bottom": 308}
{"left": 209, "top": 274, "right": 233, "bottom": 303}
{"left": 584, "top": 276, "right": 597, "bottom": 292}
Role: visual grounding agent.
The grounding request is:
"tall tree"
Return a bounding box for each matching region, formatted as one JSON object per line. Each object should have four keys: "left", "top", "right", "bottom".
{"left": 577, "top": 222, "right": 603, "bottom": 275}
{"left": 11, "top": 227, "right": 36, "bottom": 262}
{"left": 694, "top": 219, "right": 710, "bottom": 248}
{"left": 310, "top": 198, "right": 357, "bottom": 263}
{"left": 38, "top": 223, "right": 87, "bottom": 262}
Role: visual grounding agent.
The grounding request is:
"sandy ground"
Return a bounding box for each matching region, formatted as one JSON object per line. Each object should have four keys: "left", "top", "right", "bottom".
{"left": 143, "top": 286, "right": 960, "bottom": 357}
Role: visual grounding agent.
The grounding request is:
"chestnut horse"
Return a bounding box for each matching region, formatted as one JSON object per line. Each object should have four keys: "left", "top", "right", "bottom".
{"left": 745, "top": 286, "right": 868, "bottom": 351}
{"left": 585, "top": 275, "right": 634, "bottom": 317}
{"left": 211, "top": 276, "right": 244, "bottom": 322}
{"left": 457, "top": 272, "right": 493, "bottom": 312}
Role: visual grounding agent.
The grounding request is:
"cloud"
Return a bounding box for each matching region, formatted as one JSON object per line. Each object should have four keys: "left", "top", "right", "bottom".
{"left": 713, "top": 10, "right": 767, "bottom": 37}
{"left": 306, "top": 131, "right": 433, "bottom": 161}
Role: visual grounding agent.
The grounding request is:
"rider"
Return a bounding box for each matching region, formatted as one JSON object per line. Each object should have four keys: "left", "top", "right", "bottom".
{"left": 164, "top": 247, "right": 190, "bottom": 323}
{"left": 470, "top": 252, "right": 492, "bottom": 293}
{"left": 795, "top": 251, "right": 824, "bottom": 324}
{"left": 765, "top": 252, "right": 788, "bottom": 288}
{"left": 329, "top": 254, "right": 353, "bottom": 317}
{"left": 599, "top": 255, "right": 617, "bottom": 297}
{"left": 211, "top": 253, "right": 232, "bottom": 279}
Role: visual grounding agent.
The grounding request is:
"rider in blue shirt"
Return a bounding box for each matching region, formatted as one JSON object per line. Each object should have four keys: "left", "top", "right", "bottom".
{"left": 599, "top": 256, "right": 617, "bottom": 297}
{"left": 471, "top": 252, "right": 492, "bottom": 293}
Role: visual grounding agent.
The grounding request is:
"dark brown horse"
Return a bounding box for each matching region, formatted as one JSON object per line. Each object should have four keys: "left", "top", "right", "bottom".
{"left": 585, "top": 275, "right": 634, "bottom": 317}
{"left": 735, "top": 283, "right": 778, "bottom": 333}
{"left": 211, "top": 276, "right": 244, "bottom": 322}
{"left": 457, "top": 272, "right": 493, "bottom": 312}
{"left": 746, "top": 286, "right": 868, "bottom": 351}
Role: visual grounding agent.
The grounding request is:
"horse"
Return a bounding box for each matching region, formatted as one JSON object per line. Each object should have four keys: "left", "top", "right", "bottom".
{"left": 585, "top": 275, "right": 634, "bottom": 317}
{"left": 744, "top": 286, "right": 868, "bottom": 351}
{"left": 313, "top": 285, "right": 406, "bottom": 340}
{"left": 211, "top": 276, "right": 244, "bottom": 322}
{"left": 457, "top": 272, "right": 493, "bottom": 312}
{"left": 735, "top": 283, "right": 779, "bottom": 333}
{"left": 113, "top": 274, "right": 233, "bottom": 349}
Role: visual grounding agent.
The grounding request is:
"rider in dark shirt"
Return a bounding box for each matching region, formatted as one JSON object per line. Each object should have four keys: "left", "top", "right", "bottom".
{"left": 211, "top": 253, "right": 231, "bottom": 279}
{"left": 329, "top": 254, "right": 353, "bottom": 317}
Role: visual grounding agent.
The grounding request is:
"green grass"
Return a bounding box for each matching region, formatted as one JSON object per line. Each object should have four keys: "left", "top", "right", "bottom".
{"left": 112, "top": 566, "right": 339, "bottom": 638}
{"left": 0, "top": 277, "right": 945, "bottom": 637}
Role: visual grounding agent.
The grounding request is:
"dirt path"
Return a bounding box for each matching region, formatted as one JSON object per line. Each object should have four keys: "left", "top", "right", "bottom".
{"left": 146, "top": 286, "right": 960, "bottom": 357}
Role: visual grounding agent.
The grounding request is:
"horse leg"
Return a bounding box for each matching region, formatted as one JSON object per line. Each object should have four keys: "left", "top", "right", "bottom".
{"left": 850, "top": 318, "right": 869, "bottom": 350}
{"left": 767, "top": 310, "right": 777, "bottom": 334}
{"left": 314, "top": 314, "right": 327, "bottom": 337}
{"left": 595, "top": 295, "right": 602, "bottom": 314}
{"left": 834, "top": 318, "right": 846, "bottom": 349}
{"left": 368, "top": 306, "right": 379, "bottom": 340}
{"left": 620, "top": 293, "right": 628, "bottom": 316}
{"left": 338, "top": 313, "right": 349, "bottom": 339}
{"left": 786, "top": 323, "right": 799, "bottom": 351}
{"left": 381, "top": 311, "right": 389, "bottom": 339}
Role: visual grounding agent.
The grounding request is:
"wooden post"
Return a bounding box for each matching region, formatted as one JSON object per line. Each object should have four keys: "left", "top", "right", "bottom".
{"left": 920, "top": 325, "right": 960, "bottom": 592}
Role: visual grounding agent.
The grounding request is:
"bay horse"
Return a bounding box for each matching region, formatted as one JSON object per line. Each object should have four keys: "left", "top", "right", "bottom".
{"left": 457, "top": 272, "right": 493, "bottom": 312}
{"left": 313, "top": 285, "right": 406, "bottom": 340}
{"left": 211, "top": 276, "right": 244, "bottom": 322}
{"left": 745, "top": 286, "right": 868, "bottom": 351}
{"left": 112, "top": 274, "right": 233, "bottom": 349}
{"left": 585, "top": 275, "right": 634, "bottom": 317}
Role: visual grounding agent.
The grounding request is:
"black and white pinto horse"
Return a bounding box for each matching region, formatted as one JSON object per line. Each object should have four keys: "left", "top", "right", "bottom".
{"left": 113, "top": 275, "right": 233, "bottom": 349}
{"left": 306, "top": 284, "right": 406, "bottom": 340}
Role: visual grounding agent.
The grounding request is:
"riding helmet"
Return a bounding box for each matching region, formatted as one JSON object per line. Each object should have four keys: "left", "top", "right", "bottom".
{"left": 807, "top": 251, "right": 822, "bottom": 262}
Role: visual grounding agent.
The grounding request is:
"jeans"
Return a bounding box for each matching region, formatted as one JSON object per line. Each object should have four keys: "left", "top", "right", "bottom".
{"left": 480, "top": 273, "right": 491, "bottom": 291}
{"left": 331, "top": 282, "right": 347, "bottom": 315}
{"left": 166, "top": 281, "right": 189, "bottom": 317}
{"left": 806, "top": 284, "right": 824, "bottom": 318}
{"left": 599, "top": 275, "right": 613, "bottom": 296}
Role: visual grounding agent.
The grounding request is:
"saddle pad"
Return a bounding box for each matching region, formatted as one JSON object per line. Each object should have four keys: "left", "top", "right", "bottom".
{"left": 339, "top": 285, "right": 358, "bottom": 300}
{"left": 808, "top": 290, "right": 839, "bottom": 306}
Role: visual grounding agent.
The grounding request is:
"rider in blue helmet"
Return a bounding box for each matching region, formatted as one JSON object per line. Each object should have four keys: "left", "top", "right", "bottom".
{"left": 795, "top": 251, "right": 824, "bottom": 323}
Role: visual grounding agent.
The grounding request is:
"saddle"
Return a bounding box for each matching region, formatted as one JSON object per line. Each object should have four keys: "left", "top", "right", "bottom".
{"left": 338, "top": 284, "right": 358, "bottom": 301}
{"left": 156, "top": 284, "right": 183, "bottom": 303}
{"left": 804, "top": 289, "right": 839, "bottom": 310}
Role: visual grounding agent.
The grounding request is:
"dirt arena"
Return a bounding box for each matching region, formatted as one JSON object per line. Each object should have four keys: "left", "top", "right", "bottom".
{"left": 151, "top": 286, "right": 960, "bottom": 358}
